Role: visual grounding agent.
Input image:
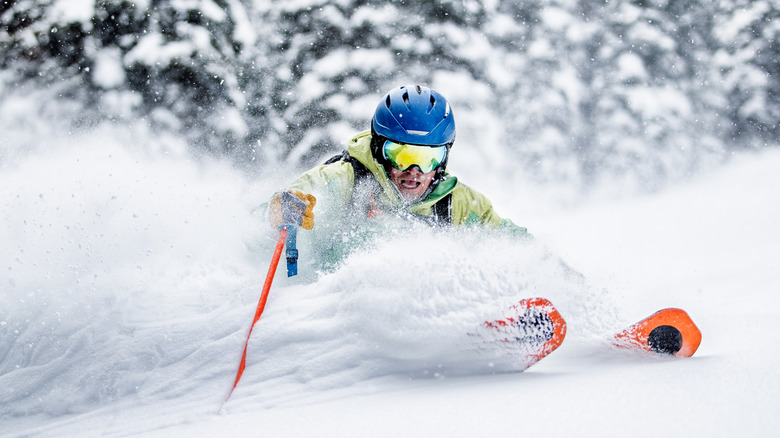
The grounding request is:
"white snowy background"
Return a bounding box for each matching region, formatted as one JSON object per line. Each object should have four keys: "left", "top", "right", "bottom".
{"left": 2, "top": 121, "right": 779, "bottom": 437}
{"left": 2, "top": 0, "right": 780, "bottom": 436}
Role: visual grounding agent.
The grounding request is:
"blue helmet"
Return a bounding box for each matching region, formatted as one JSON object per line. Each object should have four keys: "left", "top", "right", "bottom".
{"left": 371, "top": 85, "right": 456, "bottom": 147}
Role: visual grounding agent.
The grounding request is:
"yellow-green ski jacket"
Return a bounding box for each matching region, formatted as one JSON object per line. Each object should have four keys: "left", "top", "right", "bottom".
{"left": 287, "top": 130, "right": 527, "bottom": 233}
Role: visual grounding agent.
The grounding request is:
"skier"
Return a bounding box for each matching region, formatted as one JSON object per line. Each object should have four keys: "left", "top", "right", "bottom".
{"left": 260, "top": 85, "right": 701, "bottom": 364}
{"left": 266, "top": 84, "right": 529, "bottom": 265}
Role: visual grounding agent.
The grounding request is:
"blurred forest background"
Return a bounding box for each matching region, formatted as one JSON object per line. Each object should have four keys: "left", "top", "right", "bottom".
{"left": 1, "top": 0, "right": 777, "bottom": 190}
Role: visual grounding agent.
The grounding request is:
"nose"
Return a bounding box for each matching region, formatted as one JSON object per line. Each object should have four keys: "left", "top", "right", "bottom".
{"left": 403, "top": 165, "right": 423, "bottom": 175}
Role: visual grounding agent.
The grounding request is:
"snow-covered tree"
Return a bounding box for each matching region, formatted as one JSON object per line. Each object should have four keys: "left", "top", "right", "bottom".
{"left": 485, "top": 0, "right": 732, "bottom": 189}
{"left": 581, "top": 0, "right": 725, "bottom": 188}
{"left": 1, "top": 0, "right": 260, "bottom": 155}
{"left": 713, "top": 0, "right": 779, "bottom": 146}
{"left": 1, "top": 0, "right": 777, "bottom": 187}
{"left": 252, "top": 0, "right": 497, "bottom": 167}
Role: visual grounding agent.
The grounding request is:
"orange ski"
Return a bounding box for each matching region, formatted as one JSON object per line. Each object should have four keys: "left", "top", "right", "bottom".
{"left": 614, "top": 308, "right": 702, "bottom": 357}
{"left": 482, "top": 297, "right": 567, "bottom": 368}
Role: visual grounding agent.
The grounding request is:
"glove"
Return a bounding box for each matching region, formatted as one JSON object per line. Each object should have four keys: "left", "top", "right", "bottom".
{"left": 269, "top": 190, "right": 316, "bottom": 230}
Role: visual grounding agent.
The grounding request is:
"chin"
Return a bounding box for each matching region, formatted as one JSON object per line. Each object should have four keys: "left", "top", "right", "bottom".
{"left": 400, "top": 191, "right": 424, "bottom": 202}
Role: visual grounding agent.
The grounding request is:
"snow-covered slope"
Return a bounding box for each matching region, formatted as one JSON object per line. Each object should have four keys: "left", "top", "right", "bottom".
{"left": 2, "top": 132, "right": 779, "bottom": 437}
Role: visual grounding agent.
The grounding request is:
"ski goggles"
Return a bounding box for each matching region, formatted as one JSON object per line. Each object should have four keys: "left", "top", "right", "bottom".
{"left": 382, "top": 140, "right": 447, "bottom": 173}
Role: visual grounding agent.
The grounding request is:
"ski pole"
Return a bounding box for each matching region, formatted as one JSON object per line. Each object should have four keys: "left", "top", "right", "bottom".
{"left": 285, "top": 226, "right": 298, "bottom": 276}
{"left": 223, "top": 225, "right": 291, "bottom": 405}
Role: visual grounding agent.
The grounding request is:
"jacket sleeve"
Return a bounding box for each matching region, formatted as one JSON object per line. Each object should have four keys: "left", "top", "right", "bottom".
{"left": 287, "top": 160, "right": 355, "bottom": 203}
{"left": 450, "top": 183, "right": 532, "bottom": 238}
{"left": 257, "top": 160, "right": 355, "bottom": 227}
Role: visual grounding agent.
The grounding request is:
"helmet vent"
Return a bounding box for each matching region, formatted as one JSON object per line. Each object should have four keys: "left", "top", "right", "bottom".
{"left": 373, "top": 85, "right": 455, "bottom": 146}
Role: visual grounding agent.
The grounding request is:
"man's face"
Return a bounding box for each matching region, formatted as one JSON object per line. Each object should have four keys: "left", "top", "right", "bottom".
{"left": 387, "top": 165, "right": 435, "bottom": 203}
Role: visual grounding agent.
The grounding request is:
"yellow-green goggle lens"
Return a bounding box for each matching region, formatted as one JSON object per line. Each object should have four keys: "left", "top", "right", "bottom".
{"left": 382, "top": 141, "right": 447, "bottom": 173}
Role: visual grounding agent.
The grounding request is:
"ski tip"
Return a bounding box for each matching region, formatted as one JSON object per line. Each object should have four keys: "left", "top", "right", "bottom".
{"left": 614, "top": 308, "right": 702, "bottom": 357}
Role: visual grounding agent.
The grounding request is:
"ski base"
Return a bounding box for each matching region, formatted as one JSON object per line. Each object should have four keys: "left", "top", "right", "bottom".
{"left": 480, "top": 297, "right": 567, "bottom": 369}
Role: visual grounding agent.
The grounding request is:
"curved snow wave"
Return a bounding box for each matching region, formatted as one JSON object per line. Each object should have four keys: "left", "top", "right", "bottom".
{"left": 228, "top": 228, "right": 618, "bottom": 408}
{"left": 0, "top": 131, "right": 264, "bottom": 418}
{"left": 0, "top": 131, "right": 618, "bottom": 421}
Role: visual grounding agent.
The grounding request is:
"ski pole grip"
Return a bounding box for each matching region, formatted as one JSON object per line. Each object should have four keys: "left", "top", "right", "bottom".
{"left": 281, "top": 224, "right": 298, "bottom": 277}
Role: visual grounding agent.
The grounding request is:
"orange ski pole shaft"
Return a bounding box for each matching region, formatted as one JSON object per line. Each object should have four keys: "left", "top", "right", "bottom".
{"left": 224, "top": 226, "right": 289, "bottom": 404}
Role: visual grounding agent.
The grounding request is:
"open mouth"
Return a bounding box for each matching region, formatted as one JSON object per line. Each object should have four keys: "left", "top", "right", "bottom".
{"left": 400, "top": 179, "right": 421, "bottom": 190}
